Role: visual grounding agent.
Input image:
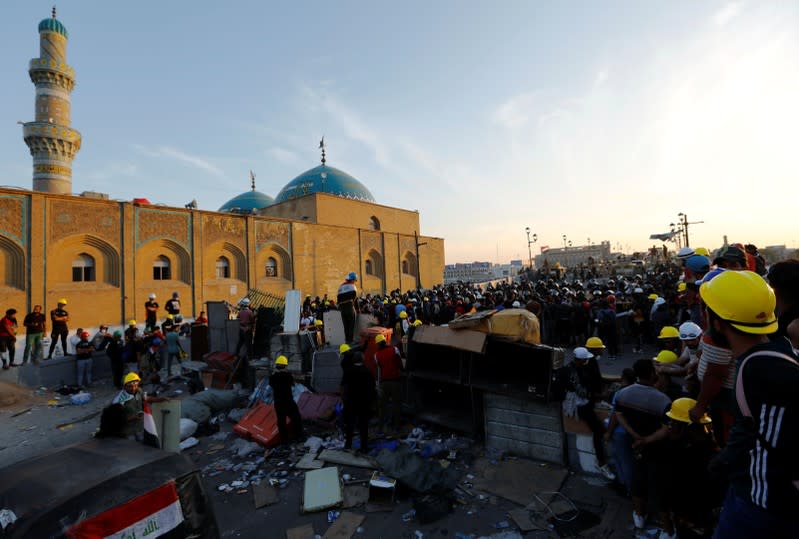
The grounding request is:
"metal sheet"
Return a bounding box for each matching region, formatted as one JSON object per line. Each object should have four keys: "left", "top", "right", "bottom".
{"left": 302, "top": 466, "right": 343, "bottom": 513}
{"left": 283, "top": 289, "right": 302, "bottom": 333}
{"left": 151, "top": 400, "right": 181, "bottom": 453}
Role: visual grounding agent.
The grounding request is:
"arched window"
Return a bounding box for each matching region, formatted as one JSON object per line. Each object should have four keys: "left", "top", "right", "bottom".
{"left": 153, "top": 255, "right": 171, "bottom": 280}
{"left": 402, "top": 260, "right": 409, "bottom": 274}
{"left": 368, "top": 216, "right": 381, "bottom": 231}
{"left": 266, "top": 257, "right": 278, "bottom": 277}
{"left": 215, "top": 256, "right": 230, "bottom": 279}
{"left": 365, "top": 259, "right": 374, "bottom": 276}
{"left": 72, "top": 253, "right": 95, "bottom": 282}
{"left": 403, "top": 252, "right": 418, "bottom": 277}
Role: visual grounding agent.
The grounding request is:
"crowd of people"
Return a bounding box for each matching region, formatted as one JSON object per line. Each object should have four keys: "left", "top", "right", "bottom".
{"left": 296, "top": 247, "right": 798, "bottom": 538}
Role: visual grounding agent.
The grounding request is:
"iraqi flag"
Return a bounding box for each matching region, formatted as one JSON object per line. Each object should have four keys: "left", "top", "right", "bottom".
{"left": 143, "top": 399, "right": 160, "bottom": 448}
{"left": 67, "top": 481, "right": 184, "bottom": 538}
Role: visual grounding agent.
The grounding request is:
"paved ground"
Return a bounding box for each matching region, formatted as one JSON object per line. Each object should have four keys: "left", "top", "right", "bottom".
{"left": 0, "top": 342, "right": 649, "bottom": 538}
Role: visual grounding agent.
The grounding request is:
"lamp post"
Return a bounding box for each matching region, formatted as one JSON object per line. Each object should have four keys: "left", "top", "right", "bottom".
{"left": 525, "top": 227, "right": 537, "bottom": 270}
{"left": 414, "top": 231, "right": 427, "bottom": 289}
{"left": 677, "top": 212, "right": 703, "bottom": 248}
{"left": 562, "top": 235, "right": 567, "bottom": 249}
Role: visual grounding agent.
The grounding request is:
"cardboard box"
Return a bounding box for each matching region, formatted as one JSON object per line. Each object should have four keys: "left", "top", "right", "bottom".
{"left": 368, "top": 471, "right": 396, "bottom": 506}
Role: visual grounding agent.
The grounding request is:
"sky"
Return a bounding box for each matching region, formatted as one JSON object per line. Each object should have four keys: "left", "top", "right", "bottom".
{"left": 1, "top": 1, "right": 798, "bottom": 264}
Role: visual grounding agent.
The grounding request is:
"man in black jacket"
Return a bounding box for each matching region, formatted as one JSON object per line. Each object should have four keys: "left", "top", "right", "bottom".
{"left": 341, "top": 351, "right": 376, "bottom": 453}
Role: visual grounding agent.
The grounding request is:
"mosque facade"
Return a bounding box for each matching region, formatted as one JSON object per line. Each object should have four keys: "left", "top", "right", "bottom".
{"left": 0, "top": 11, "right": 444, "bottom": 329}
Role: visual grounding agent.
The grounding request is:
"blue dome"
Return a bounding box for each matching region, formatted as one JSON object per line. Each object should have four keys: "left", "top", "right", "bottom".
{"left": 275, "top": 165, "right": 375, "bottom": 204}
{"left": 218, "top": 190, "right": 275, "bottom": 214}
{"left": 39, "top": 17, "right": 68, "bottom": 38}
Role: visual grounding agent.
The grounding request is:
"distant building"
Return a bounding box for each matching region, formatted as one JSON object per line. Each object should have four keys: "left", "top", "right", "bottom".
{"left": 444, "top": 262, "right": 492, "bottom": 283}
{"left": 534, "top": 241, "right": 612, "bottom": 268}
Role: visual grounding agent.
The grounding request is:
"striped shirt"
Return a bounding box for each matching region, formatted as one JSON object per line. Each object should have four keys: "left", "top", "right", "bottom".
{"left": 697, "top": 335, "right": 735, "bottom": 390}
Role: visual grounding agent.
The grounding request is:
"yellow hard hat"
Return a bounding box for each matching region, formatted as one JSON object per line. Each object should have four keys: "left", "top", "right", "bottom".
{"left": 700, "top": 271, "right": 777, "bottom": 335}
{"left": 677, "top": 282, "right": 687, "bottom": 292}
{"left": 585, "top": 337, "right": 605, "bottom": 349}
{"left": 57, "top": 298, "right": 68, "bottom": 305}
{"left": 275, "top": 355, "right": 288, "bottom": 367}
{"left": 658, "top": 326, "right": 680, "bottom": 339}
{"left": 412, "top": 320, "right": 422, "bottom": 327}
{"left": 667, "top": 397, "right": 712, "bottom": 424}
{"left": 423, "top": 297, "right": 429, "bottom": 302}
{"left": 339, "top": 343, "right": 351, "bottom": 354}
{"left": 647, "top": 293, "right": 658, "bottom": 301}
{"left": 399, "top": 311, "right": 408, "bottom": 319}
{"left": 123, "top": 372, "right": 141, "bottom": 385}
{"left": 128, "top": 319, "right": 137, "bottom": 326}
{"left": 383, "top": 299, "right": 388, "bottom": 304}
{"left": 375, "top": 334, "right": 386, "bottom": 344}
{"left": 166, "top": 314, "right": 174, "bottom": 319}
{"left": 314, "top": 319, "right": 323, "bottom": 326}
{"left": 693, "top": 247, "right": 710, "bottom": 257}
{"left": 654, "top": 350, "right": 679, "bottom": 363}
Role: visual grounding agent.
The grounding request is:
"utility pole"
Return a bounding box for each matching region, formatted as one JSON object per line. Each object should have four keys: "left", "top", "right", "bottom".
{"left": 415, "top": 231, "right": 427, "bottom": 289}
{"left": 525, "top": 227, "right": 537, "bottom": 270}
{"left": 677, "top": 212, "right": 704, "bottom": 248}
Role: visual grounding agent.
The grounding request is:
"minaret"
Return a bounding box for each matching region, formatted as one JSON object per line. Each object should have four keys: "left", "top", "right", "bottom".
{"left": 22, "top": 7, "right": 81, "bottom": 194}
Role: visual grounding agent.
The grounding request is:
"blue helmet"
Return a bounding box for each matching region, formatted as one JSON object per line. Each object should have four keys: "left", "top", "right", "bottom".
{"left": 347, "top": 272, "right": 357, "bottom": 281}
{"left": 686, "top": 255, "right": 710, "bottom": 274}
{"left": 152, "top": 337, "right": 162, "bottom": 346}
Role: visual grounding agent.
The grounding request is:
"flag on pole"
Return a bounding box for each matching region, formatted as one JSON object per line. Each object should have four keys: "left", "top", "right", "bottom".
{"left": 142, "top": 399, "right": 160, "bottom": 448}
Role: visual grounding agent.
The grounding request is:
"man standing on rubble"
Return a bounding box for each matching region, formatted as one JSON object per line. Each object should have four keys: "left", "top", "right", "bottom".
{"left": 337, "top": 272, "right": 358, "bottom": 343}
{"left": 270, "top": 355, "right": 304, "bottom": 445}
{"left": 341, "top": 351, "right": 376, "bottom": 453}
{"left": 373, "top": 333, "right": 404, "bottom": 433}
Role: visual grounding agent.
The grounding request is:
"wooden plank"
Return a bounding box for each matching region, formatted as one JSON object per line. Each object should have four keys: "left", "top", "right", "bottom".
{"left": 412, "top": 325, "right": 486, "bottom": 354}
{"left": 286, "top": 523, "right": 315, "bottom": 539}
{"left": 318, "top": 449, "right": 376, "bottom": 469}
{"left": 253, "top": 483, "right": 279, "bottom": 508}
{"left": 296, "top": 452, "right": 325, "bottom": 470}
{"left": 323, "top": 511, "right": 365, "bottom": 539}
{"left": 342, "top": 484, "right": 369, "bottom": 508}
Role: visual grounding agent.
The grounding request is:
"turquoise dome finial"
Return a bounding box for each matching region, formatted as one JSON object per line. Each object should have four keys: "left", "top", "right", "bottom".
{"left": 39, "top": 7, "right": 68, "bottom": 38}
{"left": 219, "top": 171, "right": 275, "bottom": 213}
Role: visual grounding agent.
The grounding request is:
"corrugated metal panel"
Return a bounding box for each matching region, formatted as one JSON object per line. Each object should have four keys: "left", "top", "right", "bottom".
{"left": 484, "top": 393, "right": 564, "bottom": 465}
{"left": 312, "top": 348, "right": 342, "bottom": 393}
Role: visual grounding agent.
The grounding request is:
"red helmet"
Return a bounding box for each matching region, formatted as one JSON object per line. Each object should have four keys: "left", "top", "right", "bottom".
{"left": 81, "top": 331, "right": 90, "bottom": 338}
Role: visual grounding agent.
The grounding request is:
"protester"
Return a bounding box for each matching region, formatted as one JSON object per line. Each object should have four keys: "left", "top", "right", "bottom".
{"left": 0, "top": 309, "right": 18, "bottom": 369}
{"left": 269, "top": 355, "right": 303, "bottom": 445}
{"left": 341, "top": 351, "right": 376, "bottom": 453}
{"left": 21, "top": 305, "right": 45, "bottom": 365}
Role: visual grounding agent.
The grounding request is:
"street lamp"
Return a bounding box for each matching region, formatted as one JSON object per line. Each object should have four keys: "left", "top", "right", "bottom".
{"left": 525, "top": 227, "right": 537, "bottom": 270}
{"left": 562, "top": 235, "right": 567, "bottom": 249}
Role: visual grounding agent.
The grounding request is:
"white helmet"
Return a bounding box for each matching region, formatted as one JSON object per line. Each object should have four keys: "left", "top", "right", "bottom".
{"left": 677, "top": 247, "right": 695, "bottom": 259}
{"left": 240, "top": 298, "right": 250, "bottom": 306}
{"left": 148, "top": 293, "right": 156, "bottom": 299}
{"left": 678, "top": 321, "right": 702, "bottom": 340}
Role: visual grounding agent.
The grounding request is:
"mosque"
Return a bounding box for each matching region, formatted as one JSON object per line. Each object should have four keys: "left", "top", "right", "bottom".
{"left": 0, "top": 10, "right": 444, "bottom": 329}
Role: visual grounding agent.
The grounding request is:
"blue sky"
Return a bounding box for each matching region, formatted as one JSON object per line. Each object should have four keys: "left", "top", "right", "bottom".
{"left": 2, "top": 1, "right": 798, "bottom": 263}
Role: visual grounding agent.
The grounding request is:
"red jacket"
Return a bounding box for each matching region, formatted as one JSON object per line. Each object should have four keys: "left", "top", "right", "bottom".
{"left": 373, "top": 345, "right": 403, "bottom": 382}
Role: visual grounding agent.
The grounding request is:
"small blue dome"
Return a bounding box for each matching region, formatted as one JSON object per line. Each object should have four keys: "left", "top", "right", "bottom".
{"left": 218, "top": 190, "right": 275, "bottom": 214}
{"left": 39, "top": 17, "right": 68, "bottom": 38}
{"left": 275, "top": 165, "right": 375, "bottom": 204}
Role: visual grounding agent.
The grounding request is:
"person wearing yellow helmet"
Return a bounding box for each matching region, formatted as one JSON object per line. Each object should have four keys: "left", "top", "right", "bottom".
{"left": 697, "top": 271, "right": 799, "bottom": 534}
{"left": 111, "top": 370, "right": 167, "bottom": 441}
{"left": 47, "top": 299, "right": 70, "bottom": 359}
{"left": 585, "top": 336, "right": 606, "bottom": 357}
{"left": 340, "top": 350, "right": 376, "bottom": 452}
{"left": 664, "top": 397, "right": 722, "bottom": 533}
{"left": 656, "top": 326, "right": 681, "bottom": 353}
{"left": 269, "top": 355, "right": 303, "bottom": 445}
{"left": 373, "top": 331, "right": 404, "bottom": 432}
